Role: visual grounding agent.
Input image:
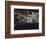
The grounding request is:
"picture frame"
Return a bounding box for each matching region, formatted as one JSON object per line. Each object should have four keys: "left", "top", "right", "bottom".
{"left": 5, "top": 1, "right": 45, "bottom": 38}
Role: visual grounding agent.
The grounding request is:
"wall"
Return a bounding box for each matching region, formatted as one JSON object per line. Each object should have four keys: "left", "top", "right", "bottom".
{"left": 0, "top": 0, "right": 46, "bottom": 39}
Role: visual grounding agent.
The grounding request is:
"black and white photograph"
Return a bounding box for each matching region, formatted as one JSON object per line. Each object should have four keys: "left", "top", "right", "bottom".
{"left": 14, "top": 9, "right": 39, "bottom": 30}
{"left": 11, "top": 5, "right": 42, "bottom": 34}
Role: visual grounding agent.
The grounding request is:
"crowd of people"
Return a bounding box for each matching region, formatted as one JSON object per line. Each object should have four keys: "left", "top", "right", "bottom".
{"left": 14, "top": 10, "right": 39, "bottom": 25}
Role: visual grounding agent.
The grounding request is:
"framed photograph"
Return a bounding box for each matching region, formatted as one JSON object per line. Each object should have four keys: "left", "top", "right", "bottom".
{"left": 5, "top": 1, "right": 45, "bottom": 38}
